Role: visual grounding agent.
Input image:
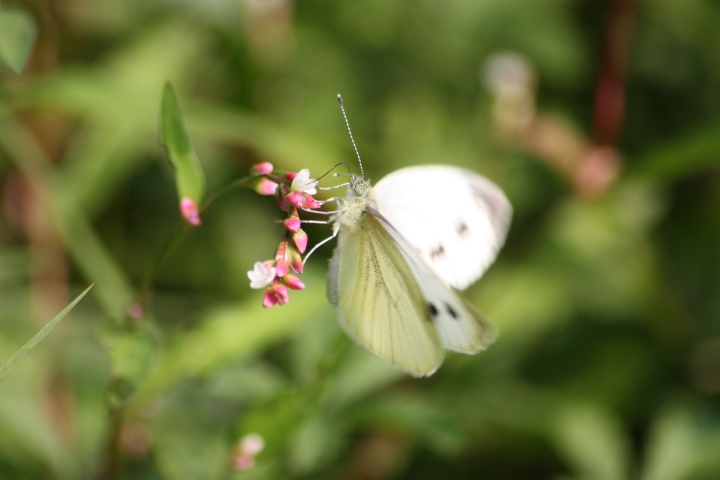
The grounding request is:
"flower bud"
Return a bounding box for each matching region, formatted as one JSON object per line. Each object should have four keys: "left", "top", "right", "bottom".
{"left": 179, "top": 197, "right": 202, "bottom": 227}
{"left": 292, "top": 229, "right": 308, "bottom": 253}
{"left": 284, "top": 274, "right": 305, "bottom": 290}
{"left": 251, "top": 162, "right": 274, "bottom": 176}
{"left": 283, "top": 213, "right": 301, "bottom": 233}
{"left": 286, "top": 191, "right": 304, "bottom": 209}
{"left": 254, "top": 178, "right": 278, "bottom": 196}
{"left": 262, "top": 282, "right": 289, "bottom": 308}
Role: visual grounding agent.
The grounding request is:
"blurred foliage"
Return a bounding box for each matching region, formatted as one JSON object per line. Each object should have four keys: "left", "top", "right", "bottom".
{"left": 1, "top": 0, "right": 720, "bottom": 479}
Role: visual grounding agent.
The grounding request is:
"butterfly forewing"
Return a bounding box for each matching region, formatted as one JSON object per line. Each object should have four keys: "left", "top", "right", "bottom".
{"left": 371, "top": 166, "right": 511, "bottom": 290}
{"left": 328, "top": 214, "right": 444, "bottom": 376}
{"left": 369, "top": 209, "right": 498, "bottom": 353}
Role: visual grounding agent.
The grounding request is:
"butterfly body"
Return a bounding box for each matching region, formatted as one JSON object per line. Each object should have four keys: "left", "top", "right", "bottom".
{"left": 327, "top": 165, "right": 510, "bottom": 377}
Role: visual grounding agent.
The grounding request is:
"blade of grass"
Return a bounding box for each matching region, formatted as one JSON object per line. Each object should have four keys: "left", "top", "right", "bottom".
{"left": 0, "top": 284, "right": 94, "bottom": 382}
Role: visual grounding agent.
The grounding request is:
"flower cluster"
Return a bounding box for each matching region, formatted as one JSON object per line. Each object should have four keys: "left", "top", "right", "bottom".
{"left": 247, "top": 162, "right": 322, "bottom": 308}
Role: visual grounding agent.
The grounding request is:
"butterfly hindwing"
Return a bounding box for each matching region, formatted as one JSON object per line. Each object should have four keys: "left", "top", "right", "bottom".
{"left": 328, "top": 213, "right": 444, "bottom": 377}
{"left": 369, "top": 209, "right": 498, "bottom": 354}
{"left": 371, "top": 165, "right": 511, "bottom": 290}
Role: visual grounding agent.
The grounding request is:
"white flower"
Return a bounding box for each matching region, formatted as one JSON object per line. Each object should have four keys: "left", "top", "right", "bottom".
{"left": 247, "top": 262, "right": 276, "bottom": 289}
{"left": 239, "top": 433, "right": 265, "bottom": 456}
{"left": 291, "top": 169, "right": 317, "bottom": 195}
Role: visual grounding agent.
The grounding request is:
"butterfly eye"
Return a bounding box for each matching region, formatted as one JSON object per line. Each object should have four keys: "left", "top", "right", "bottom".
{"left": 354, "top": 182, "right": 368, "bottom": 197}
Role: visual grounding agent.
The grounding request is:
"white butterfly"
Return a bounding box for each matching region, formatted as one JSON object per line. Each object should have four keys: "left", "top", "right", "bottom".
{"left": 326, "top": 164, "right": 511, "bottom": 377}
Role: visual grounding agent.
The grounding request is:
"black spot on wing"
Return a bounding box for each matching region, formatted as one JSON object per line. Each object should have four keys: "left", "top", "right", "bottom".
{"left": 429, "top": 244, "right": 445, "bottom": 259}
{"left": 445, "top": 303, "right": 459, "bottom": 320}
{"left": 428, "top": 303, "right": 439, "bottom": 320}
{"left": 456, "top": 222, "right": 469, "bottom": 237}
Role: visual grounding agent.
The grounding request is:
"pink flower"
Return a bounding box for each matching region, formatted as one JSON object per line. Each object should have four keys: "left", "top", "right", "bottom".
{"left": 254, "top": 178, "right": 278, "bottom": 196}
{"left": 284, "top": 274, "right": 305, "bottom": 290}
{"left": 283, "top": 214, "right": 301, "bottom": 233}
{"left": 284, "top": 245, "right": 304, "bottom": 273}
{"left": 292, "top": 229, "right": 308, "bottom": 253}
{"left": 251, "top": 162, "right": 274, "bottom": 176}
{"left": 248, "top": 165, "right": 326, "bottom": 307}
{"left": 263, "top": 283, "right": 289, "bottom": 308}
{"left": 285, "top": 191, "right": 304, "bottom": 209}
{"left": 179, "top": 197, "right": 202, "bottom": 227}
{"left": 274, "top": 259, "right": 289, "bottom": 278}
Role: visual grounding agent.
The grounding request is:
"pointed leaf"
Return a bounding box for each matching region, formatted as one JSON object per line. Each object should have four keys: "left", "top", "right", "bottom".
{"left": 160, "top": 83, "right": 206, "bottom": 204}
{"left": 0, "top": 284, "right": 94, "bottom": 382}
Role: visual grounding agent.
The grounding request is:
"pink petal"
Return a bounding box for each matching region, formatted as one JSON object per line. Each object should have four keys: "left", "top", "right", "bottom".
{"left": 301, "top": 193, "right": 321, "bottom": 209}
{"left": 272, "top": 283, "right": 289, "bottom": 306}
{"left": 286, "top": 191, "right": 303, "bottom": 208}
{"left": 274, "top": 260, "right": 288, "bottom": 278}
{"left": 262, "top": 283, "right": 289, "bottom": 308}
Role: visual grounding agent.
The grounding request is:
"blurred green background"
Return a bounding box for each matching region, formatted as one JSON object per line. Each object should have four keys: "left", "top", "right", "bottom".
{"left": 2, "top": 0, "right": 720, "bottom": 479}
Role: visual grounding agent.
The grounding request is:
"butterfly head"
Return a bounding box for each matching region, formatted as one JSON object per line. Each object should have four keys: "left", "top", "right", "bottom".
{"left": 347, "top": 173, "right": 371, "bottom": 199}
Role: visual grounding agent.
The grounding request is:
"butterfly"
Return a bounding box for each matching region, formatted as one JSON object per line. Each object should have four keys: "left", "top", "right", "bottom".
{"left": 326, "top": 164, "right": 511, "bottom": 377}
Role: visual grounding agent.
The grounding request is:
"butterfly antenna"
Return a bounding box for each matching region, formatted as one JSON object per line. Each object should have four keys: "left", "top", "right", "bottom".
{"left": 337, "top": 94, "right": 364, "bottom": 178}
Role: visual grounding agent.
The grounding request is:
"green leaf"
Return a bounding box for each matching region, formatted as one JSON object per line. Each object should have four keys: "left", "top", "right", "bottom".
{"left": 641, "top": 406, "right": 720, "bottom": 480}
{"left": 0, "top": 8, "right": 36, "bottom": 74}
{"left": 160, "top": 83, "right": 206, "bottom": 203}
{"left": 0, "top": 284, "right": 94, "bottom": 382}
{"left": 551, "top": 403, "right": 630, "bottom": 480}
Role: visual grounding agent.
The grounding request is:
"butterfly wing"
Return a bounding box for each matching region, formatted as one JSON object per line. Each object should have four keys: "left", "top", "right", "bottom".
{"left": 371, "top": 165, "right": 511, "bottom": 290}
{"left": 328, "top": 214, "right": 444, "bottom": 377}
{"left": 369, "top": 208, "right": 498, "bottom": 354}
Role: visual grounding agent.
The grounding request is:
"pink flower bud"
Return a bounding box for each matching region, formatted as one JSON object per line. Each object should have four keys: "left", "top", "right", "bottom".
{"left": 283, "top": 215, "right": 301, "bottom": 233}
{"left": 254, "top": 178, "right": 278, "bottom": 196}
{"left": 276, "top": 184, "right": 290, "bottom": 212}
{"left": 231, "top": 454, "right": 255, "bottom": 471}
{"left": 274, "top": 240, "right": 288, "bottom": 262}
{"left": 251, "top": 162, "right": 274, "bottom": 176}
{"left": 292, "top": 229, "right": 308, "bottom": 253}
{"left": 179, "top": 197, "right": 202, "bottom": 227}
{"left": 274, "top": 259, "right": 288, "bottom": 278}
{"left": 286, "top": 191, "right": 303, "bottom": 209}
{"left": 285, "top": 172, "right": 298, "bottom": 182}
{"left": 284, "top": 274, "right": 305, "bottom": 290}
{"left": 301, "top": 193, "right": 321, "bottom": 209}
{"left": 287, "top": 247, "right": 304, "bottom": 273}
{"left": 263, "top": 282, "right": 289, "bottom": 308}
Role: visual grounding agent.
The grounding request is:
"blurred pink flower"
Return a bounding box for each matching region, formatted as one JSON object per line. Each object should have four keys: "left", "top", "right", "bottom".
{"left": 179, "top": 197, "right": 202, "bottom": 227}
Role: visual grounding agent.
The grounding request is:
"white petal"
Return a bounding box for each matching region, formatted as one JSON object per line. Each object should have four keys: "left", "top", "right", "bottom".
{"left": 291, "top": 169, "right": 317, "bottom": 195}
{"left": 248, "top": 262, "right": 276, "bottom": 289}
